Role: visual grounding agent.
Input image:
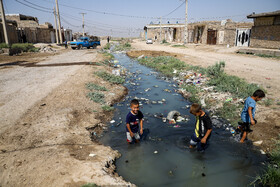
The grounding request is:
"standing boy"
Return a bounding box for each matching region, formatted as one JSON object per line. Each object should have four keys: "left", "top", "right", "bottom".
{"left": 189, "top": 103, "right": 212, "bottom": 152}
{"left": 126, "top": 99, "right": 144, "bottom": 143}
{"left": 240, "top": 89, "right": 265, "bottom": 143}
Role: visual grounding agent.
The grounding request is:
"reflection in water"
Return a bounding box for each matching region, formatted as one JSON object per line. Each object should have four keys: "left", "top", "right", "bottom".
{"left": 100, "top": 53, "right": 265, "bottom": 187}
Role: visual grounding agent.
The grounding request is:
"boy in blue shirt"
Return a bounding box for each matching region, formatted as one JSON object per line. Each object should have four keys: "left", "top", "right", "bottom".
{"left": 126, "top": 99, "right": 144, "bottom": 143}
{"left": 240, "top": 89, "right": 265, "bottom": 143}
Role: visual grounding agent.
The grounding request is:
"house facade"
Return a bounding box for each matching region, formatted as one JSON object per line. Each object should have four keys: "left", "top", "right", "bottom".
{"left": 144, "top": 20, "right": 253, "bottom": 46}
{"left": 247, "top": 10, "right": 280, "bottom": 49}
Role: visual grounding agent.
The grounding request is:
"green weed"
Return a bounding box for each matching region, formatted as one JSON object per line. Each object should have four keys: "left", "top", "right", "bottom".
{"left": 181, "top": 84, "right": 201, "bottom": 103}
{"left": 138, "top": 56, "right": 186, "bottom": 77}
{"left": 103, "top": 43, "right": 111, "bottom": 50}
{"left": 172, "top": 45, "right": 186, "bottom": 48}
{"left": 95, "top": 71, "right": 125, "bottom": 84}
{"left": 81, "top": 183, "right": 100, "bottom": 187}
{"left": 102, "top": 105, "right": 114, "bottom": 111}
{"left": 11, "top": 43, "right": 37, "bottom": 52}
{"left": 252, "top": 137, "right": 280, "bottom": 186}
{"left": 0, "top": 43, "right": 9, "bottom": 48}
{"left": 162, "top": 39, "right": 167, "bottom": 44}
{"left": 261, "top": 98, "right": 274, "bottom": 106}
{"left": 86, "top": 83, "right": 107, "bottom": 91}
{"left": 87, "top": 92, "right": 105, "bottom": 103}
{"left": 206, "top": 62, "right": 261, "bottom": 98}
{"left": 216, "top": 102, "right": 242, "bottom": 126}
{"left": 102, "top": 51, "right": 114, "bottom": 60}
{"left": 113, "top": 42, "right": 131, "bottom": 51}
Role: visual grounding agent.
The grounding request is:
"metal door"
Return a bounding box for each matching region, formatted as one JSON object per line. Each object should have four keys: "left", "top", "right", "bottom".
{"left": 235, "top": 29, "right": 251, "bottom": 47}
{"left": 207, "top": 29, "right": 217, "bottom": 45}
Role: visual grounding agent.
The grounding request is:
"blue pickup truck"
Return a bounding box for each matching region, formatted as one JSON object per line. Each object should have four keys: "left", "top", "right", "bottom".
{"left": 70, "top": 36, "right": 100, "bottom": 50}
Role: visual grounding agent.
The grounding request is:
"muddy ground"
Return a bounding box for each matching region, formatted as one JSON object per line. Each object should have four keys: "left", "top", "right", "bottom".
{"left": 0, "top": 47, "right": 132, "bottom": 186}
{"left": 128, "top": 40, "right": 280, "bottom": 152}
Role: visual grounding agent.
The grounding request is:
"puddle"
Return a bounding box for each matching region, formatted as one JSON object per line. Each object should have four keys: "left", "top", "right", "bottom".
{"left": 100, "top": 53, "right": 266, "bottom": 187}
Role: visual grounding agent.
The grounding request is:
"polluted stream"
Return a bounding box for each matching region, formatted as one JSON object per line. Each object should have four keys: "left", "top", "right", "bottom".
{"left": 100, "top": 53, "right": 266, "bottom": 187}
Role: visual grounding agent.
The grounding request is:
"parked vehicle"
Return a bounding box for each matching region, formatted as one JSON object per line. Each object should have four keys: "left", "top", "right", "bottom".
{"left": 146, "top": 38, "right": 153, "bottom": 44}
{"left": 70, "top": 37, "right": 100, "bottom": 50}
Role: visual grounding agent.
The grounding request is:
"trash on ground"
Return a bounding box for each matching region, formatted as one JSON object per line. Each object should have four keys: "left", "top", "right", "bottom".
{"left": 167, "top": 111, "right": 181, "bottom": 121}
{"left": 253, "top": 140, "right": 263, "bottom": 146}
{"left": 110, "top": 120, "right": 115, "bottom": 124}
{"left": 154, "top": 151, "right": 158, "bottom": 154}
{"left": 173, "top": 125, "right": 181, "bottom": 128}
{"left": 89, "top": 153, "right": 96, "bottom": 157}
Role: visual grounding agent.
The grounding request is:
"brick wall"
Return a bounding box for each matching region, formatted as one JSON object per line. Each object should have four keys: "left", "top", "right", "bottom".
{"left": 250, "top": 25, "right": 280, "bottom": 49}
{"left": 0, "top": 23, "right": 18, "bottom": 44}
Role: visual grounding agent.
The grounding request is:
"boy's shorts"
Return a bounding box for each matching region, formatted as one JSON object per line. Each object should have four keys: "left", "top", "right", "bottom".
{"left": 126, "top": 132, "right": 140, "bottom": 143}
{"left": 240, "top": 119, "right": 257, "bottom": 132}
{"left": 190, "top": 133, "right": 209, "bottom": 152}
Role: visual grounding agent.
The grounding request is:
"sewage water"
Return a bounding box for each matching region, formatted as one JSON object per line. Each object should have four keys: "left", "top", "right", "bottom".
{"left": 100, "top": 53, "right": 266, "bottom": 187}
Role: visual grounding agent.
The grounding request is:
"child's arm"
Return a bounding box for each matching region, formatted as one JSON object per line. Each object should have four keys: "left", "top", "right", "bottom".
{"left": 126, "top": 123, "right": 134, "bottom": 137}
{"left": 201, "top": 129, "right": 212, "bottom": 144}
{"left": 248, "top": 107, "right": 255, "bottom": 125}
{"left": 140, "top": 119, "right": 143, "bottom": 135}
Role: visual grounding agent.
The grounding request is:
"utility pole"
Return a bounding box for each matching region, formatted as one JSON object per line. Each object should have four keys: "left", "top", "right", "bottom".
{"left": 184, "top": 0, "right": 188, "bottom": 44}
{"left": 55, "top": 0, "right": 63, "bottom": 43}
{"left": 53, "top": 7, "right": 59, "bottom": 44}
{"left": 0, "top": 0, "right": 9, "bottom": 44}
{"left": 80, "top": 13, "right": 86, "bottom": 36}
{"left": 159, "top": 17, "right": 162, "bottom": 43}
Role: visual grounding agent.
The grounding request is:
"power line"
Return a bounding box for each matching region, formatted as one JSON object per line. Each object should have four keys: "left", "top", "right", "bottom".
{"left": 22, "top": 0, "right": 51, "bottom": 10}
{"left": 14, "top": 0, "right": 52, "bottom": 13}
{"left": 162, "top": 1, "right": 185, "bottom": 17}
{"left": 41, "top": 0, "right": 185, "bottom": 20}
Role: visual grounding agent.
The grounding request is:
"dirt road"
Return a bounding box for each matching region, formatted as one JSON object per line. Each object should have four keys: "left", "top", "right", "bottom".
{"left": 131, "top": 39, "right": 280, "bottom": 101}
{"left": 0, "top": 49, "right": 131, "bottom": 186}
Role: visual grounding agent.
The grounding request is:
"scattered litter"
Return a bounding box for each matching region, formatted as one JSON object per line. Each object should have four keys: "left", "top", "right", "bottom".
{"left": 154, "top": 85, "right": 159, "bottom": 88}
{"left": 162, "top": 117, "right": 167, "bottom": 123}
{"left": 173, "top": 125, "right": 181, "bottom": 128}
{"left": 154, "top": 151, "right": 158, "bottom": 154}
{"left": 162, "top": 99, "right": 166, "bottom": 102}
{"left": 260, "top": 150, "right": 266, "bottom": 154}
{"left": 202, "top": 173, "right": 206, "bottom": 177}
{"left": 110, "top": 120, "right": 115, "bottom": 124}
{"left": 112, "top": 69, "right": 121, "bottom": 76}
{"left": 225, "top": 98, "right": 233, "bottom": 102}
{"left": 164, "top": 89, "right": 172, "bottom": 93}
{"left": 113, "top": 60, "right": 119, "bottom": 64}
{"left": 253, "top": 140, "right": 263, "bottom": 146}
{"left": 137, "top": 55, "right": 144, "bottom": 59}
{"left": 167, "top": 111, "right": 180, "bottom": 121}
{"left": 265, "top": 77, "right": 271, "bottom": 80}
{"left": 145, "top": 88, "right": 151, "bottom": 92}
{"left": 89, "top": 153, "right": 96, "bottom": 157}
{"left": 169, "top": 119, "right": 176, "bottom": 124}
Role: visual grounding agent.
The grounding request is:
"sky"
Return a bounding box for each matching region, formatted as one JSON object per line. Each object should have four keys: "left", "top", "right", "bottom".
{"left": 3, "top": 0, "right": 280, "bottom": 37}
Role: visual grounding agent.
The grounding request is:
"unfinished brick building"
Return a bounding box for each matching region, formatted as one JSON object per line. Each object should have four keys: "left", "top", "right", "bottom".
{"left": 5, "top": 14, "right": 56, "bottom": 43}
{"left": 0, "top": 19, "right": 18, "bottom": 44}
{"left": 144, "top": 20, "right": 253, "bottom": 46}
{"left": 247, "top": 10, "right": 280, "bottom": 49}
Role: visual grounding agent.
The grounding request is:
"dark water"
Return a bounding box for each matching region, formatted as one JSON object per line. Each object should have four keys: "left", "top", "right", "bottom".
{"left": 100, "top": 53, "right": 266, "bottom": 187}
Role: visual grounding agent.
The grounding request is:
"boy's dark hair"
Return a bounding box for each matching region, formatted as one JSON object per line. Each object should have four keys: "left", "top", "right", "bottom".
{"left": 253, "top": 89, "right": 265, "bottom": 98}
{"left": 190, "top": 103, "right": 201, "bottom": 114}
{"left": 130, "top": 99, "right": 139, "bottom": 106}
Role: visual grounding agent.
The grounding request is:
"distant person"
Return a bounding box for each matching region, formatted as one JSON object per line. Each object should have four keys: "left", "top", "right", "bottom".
{"left": 126, "top": 99, "right": 144, "bottom": 144}
{"left": 107, "top": 36, "right": 110, "bottom": 43}
{"left": 239, "top": 89, "right": 265, "bottom": 143}
{"left": 64, "top": 40, "right": 68, "bottom": 49}
{"left": 189, "top": 103, "right": 212, "bottom": 152}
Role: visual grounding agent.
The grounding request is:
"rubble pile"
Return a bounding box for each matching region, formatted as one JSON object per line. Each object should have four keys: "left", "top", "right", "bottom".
{"left": 39, "top": 46, "right": 56, "bottom": 53}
